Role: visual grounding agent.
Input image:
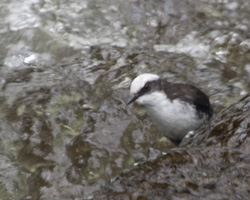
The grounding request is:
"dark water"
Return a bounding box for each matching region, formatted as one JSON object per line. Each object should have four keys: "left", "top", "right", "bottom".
{"left": 0, "top": 0, "right": 249, "bottom": 199}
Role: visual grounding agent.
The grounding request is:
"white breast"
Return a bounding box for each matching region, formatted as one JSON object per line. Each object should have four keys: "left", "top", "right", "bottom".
{"left": 137, "top": 91, "right": 206, "bottom": 141}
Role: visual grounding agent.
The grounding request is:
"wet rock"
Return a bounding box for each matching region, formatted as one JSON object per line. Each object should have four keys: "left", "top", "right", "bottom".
{"left": 182, "top": 94, "right": 250, "bottom": 149}
{"left": 92, "top": 95, "right": 250, "bottom": 200}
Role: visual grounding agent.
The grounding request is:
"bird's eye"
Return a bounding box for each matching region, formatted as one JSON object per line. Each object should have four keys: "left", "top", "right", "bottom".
{"left": 143, "top": 83, "right": 150, "bottom": 92}
{"left": 144, "top": 83, "right": 149, "bottom": 90}
{"left": 138, "top": 82, "right": 150, "bottom": 95}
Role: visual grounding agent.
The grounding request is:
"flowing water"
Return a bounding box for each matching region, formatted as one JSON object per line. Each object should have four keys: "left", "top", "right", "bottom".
{"left": 0, "top": 0, "right": 249, "bottom": 199}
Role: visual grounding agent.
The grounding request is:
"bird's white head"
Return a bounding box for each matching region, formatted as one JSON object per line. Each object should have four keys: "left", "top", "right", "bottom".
{"left": 130, "top": 73, "right": 159, "bottom": 95}
{"left": 127, "top": 73, "right": 160, "bottom": 105}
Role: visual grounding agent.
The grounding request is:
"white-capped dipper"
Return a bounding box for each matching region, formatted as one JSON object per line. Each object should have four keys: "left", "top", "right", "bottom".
{"left": 127, "top": 73, "right": 213, "bottom": 145}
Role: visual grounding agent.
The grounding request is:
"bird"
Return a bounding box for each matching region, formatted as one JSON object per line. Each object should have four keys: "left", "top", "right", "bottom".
{"left": 127, "top": 73, "right": 213, "bottom": 145}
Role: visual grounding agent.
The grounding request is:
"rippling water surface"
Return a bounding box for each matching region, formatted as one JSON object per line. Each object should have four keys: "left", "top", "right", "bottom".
{"left": 0, "top": 0, "right": 249, "bottom": 199}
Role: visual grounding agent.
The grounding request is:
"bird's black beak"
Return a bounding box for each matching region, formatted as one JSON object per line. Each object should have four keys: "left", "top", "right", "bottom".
{"left": 127, "top": 95, "right": 139, "bottom": 105}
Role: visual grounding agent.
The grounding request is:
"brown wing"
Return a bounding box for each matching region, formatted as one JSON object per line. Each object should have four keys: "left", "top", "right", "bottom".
{"left": 161, "top": 80, "right": 213, "bottom": 119}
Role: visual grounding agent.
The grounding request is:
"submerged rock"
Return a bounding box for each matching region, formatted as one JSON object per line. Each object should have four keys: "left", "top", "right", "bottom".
{"left": 92, "top": 95, "right": 250, "bottom": 200}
